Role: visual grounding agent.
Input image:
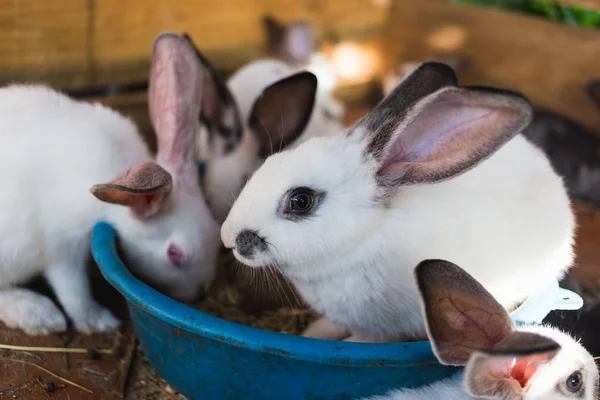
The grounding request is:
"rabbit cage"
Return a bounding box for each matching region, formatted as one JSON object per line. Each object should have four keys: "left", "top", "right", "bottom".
{"left": 2, "top": 0, "right": 600, "bottom": 399}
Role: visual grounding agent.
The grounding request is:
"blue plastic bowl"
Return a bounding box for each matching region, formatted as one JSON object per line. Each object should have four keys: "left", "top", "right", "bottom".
{"left": 91, "top": 222, "right": 459, "bottom": 400}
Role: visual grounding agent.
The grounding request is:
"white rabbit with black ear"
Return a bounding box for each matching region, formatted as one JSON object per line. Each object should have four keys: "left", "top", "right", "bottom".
{"left": 221, "top": 62, "right": 575, "bottom": 342}
{"left": 0, "top": 32, "right": 219, "bottom": 335}
{"left": 363, "top": 260, "right": 598, "bottom": 400}
{"left": 181, "top": 35, "right": 334, "bottom": 222}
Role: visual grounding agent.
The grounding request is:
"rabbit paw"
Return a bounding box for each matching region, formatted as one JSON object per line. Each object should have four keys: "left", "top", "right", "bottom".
{"left": 302, "top": 317, "right": 350, "bottom": 340}
{"left": 71, "top": 302, "right": 120, "bottom": 334}
{"left": 0, "top": 289, "right": 67, "bottom": 335}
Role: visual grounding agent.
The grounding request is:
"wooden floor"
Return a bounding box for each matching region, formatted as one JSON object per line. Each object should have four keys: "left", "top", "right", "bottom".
{"left": 0, "top": 98, "right": 599, "bottom": 400}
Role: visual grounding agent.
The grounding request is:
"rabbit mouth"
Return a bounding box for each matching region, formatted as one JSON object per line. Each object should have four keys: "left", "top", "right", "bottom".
{"left": 231, "top": 248, "right": 271, "bottom": 268}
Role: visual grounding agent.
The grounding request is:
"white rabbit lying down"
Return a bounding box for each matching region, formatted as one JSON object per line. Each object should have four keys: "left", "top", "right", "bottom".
{"left": 363, "top": 260, "right": 598, "bottom": 400}
{"left": 221, "top": 62, "right": 575, "bottom": 342}
{"left": 0, "top": 32, "right": 219, "bottom": 335}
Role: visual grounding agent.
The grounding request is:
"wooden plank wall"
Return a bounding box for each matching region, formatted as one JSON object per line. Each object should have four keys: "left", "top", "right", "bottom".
{"left": 388, "top": 0, "right": 600, "bottom": 131}
{"left": 0, "top": 0, "right": 389, "bottom": 91}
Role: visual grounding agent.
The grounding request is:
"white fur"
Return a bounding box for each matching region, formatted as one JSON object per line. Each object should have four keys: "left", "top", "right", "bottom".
{"left": 222, "top": 128, "right": 574, "bottom": 341}
{"left": 0, "top": 85, "right": 219, "bottom": 334}
{"left": 202, "top": 59, "right": 345, "bottom": 222}
{"left": 362, "top": 326, "right": 598, "bottom": 400}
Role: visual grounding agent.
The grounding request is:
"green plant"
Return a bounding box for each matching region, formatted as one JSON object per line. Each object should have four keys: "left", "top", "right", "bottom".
{"left": 449, "top": 0, "right": 600, "bottom": 28}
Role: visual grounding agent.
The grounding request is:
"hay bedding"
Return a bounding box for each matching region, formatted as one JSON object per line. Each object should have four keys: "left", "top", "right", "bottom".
{"left": 192, "top": 250, "right": 319, "bottom": 335}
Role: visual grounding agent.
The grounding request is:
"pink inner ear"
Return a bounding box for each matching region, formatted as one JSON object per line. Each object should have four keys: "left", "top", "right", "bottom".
{"left": 487, "top": 354, "right": 554, "bottom": 389}
{"left": 381, "top": 103, "right": 496, "bottom": 176}
{"left": 375, "top": 85, "right": 531, "bottom": 185}
{"left": 149, "top": 34, "right": 201, "bottom": 180}
{"left": 167, "top": 243, "right": 186, "bottom": 267}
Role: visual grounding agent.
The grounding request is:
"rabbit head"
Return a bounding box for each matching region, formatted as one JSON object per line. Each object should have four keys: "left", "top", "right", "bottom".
{"left": 91, "top": 33, "right": 219, "bottom": 302}
{"left": 263, "top": 15, "right": 337, "bottom": 94}
{"left": 221, "top": 62, "right": 532, "bottom": 279}
{"left": 263, "top": 15, "right": 316, "bottom": 68}
{"left": 416, "top": 259, "right": 598, "bottom": 400}
{"left": 179, "top": 38, "right": 320, "bottom": 222}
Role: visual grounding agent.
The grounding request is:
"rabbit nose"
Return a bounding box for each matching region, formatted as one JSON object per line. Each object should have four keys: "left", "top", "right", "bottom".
{"left": 235, "top": 229, "right": 267, "bottom": 257}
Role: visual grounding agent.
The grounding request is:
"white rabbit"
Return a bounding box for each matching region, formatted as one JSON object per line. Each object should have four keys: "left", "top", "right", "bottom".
{"left": 181, "top": 33, "right": 344, "bottom": 222}
{"left": 221, "top": 62, "right": 575, "bottom": 342}
{"left": 0, "top": 32, "right": 219, "bottom": 335}
{"left": 363, "top": 260, "right": 598, "bottom": 400}
{"left": 263, "top": 15, "right": 339, "bottom": 95}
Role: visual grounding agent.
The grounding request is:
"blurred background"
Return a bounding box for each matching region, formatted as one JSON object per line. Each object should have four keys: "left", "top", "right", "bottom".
{"left": 2, "top": 1, "right": 600, "bottom": 399}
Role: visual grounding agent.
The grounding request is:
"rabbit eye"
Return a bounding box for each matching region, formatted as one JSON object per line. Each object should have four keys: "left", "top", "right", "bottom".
{"left": 280, "top": 187, "right": 325, "bottom": 220}
{"left": 290, "top": 192, "right": 312, "bottom": 211}
{"left": 566, "top": 371, "right": 583, "bottom": 393}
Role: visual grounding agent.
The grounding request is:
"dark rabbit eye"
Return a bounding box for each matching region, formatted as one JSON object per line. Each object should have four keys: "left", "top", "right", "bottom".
{"left": 280, "top": 187, "right": 326, "bottom": 220}
{"left": 566, "top": 371, "right": 583, "bottom": 392}
{"left": 289, "top": 191, "right": 313, "bottom": 212}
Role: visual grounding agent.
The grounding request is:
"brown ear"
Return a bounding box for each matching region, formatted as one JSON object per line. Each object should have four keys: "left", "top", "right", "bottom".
{"left": 149, "top": 32, "right": 203, "bottom": 180}
{"left": 464, "top": 333, "right": 560, "bottom": 398}
{"left": 91, "top": 162, "right": 172, "bottom": 219}
{"left": 249, "top": 71, "right": 317, "bottom": 158}
{"left": 415, "top": 259, "right": 514, "bottom": 366}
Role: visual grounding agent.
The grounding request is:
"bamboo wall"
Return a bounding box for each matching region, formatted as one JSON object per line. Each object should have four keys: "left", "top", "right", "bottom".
{"left": 0, "top": 0, "right": 389, "bottom": 91}
{"left": 387, "top": 0, "right": 600, "bottom": 131}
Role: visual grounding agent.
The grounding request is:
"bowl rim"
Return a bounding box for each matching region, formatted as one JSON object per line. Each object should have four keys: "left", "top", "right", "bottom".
{"left": 92, "top": 221, "right": 446, "bottom": 366}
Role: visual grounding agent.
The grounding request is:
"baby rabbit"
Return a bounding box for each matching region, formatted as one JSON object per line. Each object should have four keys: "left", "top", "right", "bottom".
{"left": 0, "top": 32, "right": 219, "bottom": 335}
{"left": 263, "top": 15, "right": 338, "bottom": 95}
{"left": 221, "top": 62, "right": 574, "bottom": 342}
{"left": 364, "top": 260, "right": 598, "bottom": 400}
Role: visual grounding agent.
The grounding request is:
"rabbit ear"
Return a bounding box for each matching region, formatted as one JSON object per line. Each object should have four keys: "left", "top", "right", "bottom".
{"left": 91, "top": 162, "right": 172, "bottom": 219}
{"left": 149, "top": 32, "right": 203, "bottom": 182}
{"left": 415, "top": 260, "right": 514, "bottom": 366}
{"left": 358, "top": 62, "right": 532, "bottom": 191}
{"left": 248, "top": 71, "right": 317, "bottom": 158}
{"left": 464, "top": 333, "right": 560, "bottom": 398}
{"left": 181, "top": 33, "right": 243, "bottom": 155}
{"left": 263, "top": 15, "right": 315, "bottom": 65}
{"left": 263, "top": 15, "right": 286, "bottom": 54}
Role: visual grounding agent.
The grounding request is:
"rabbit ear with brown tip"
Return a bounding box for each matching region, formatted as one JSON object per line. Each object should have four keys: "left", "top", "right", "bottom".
{"left": 91, "top": 161, "right": 172, "bottom": 219}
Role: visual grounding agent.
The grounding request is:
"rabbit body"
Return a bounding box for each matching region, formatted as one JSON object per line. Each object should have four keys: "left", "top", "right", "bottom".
{"left": 0, "top": 32, "right": 221, "bottom": 336}
{"left": 0, "top": 85, "right": 142, "bottom": 334}
{"left": 221, "top": 63, "right": 575, "bottom": 341}
{"left": 274, "top": 133, "right": 572, "bottom": 340}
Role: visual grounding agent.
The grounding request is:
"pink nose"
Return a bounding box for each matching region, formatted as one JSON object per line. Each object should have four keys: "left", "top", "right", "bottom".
{"left": 167, "top": 243, "right": 186, "bottom": 266}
